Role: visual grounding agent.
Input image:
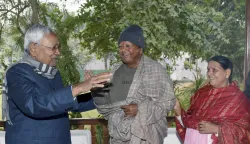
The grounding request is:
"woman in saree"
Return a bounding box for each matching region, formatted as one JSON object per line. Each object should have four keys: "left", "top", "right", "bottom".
{"left": 174, "top": 55, "right": 250, "bottom": 144}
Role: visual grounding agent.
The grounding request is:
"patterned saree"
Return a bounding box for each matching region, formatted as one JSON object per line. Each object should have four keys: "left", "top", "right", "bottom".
{"left": 176, "top": 82, "right": 250, "bottom": 144}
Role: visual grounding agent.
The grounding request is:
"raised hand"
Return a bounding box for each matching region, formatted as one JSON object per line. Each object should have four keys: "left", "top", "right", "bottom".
{"left": 72, "top": 72, "right": 112, "bottom": 96}
{"left": 90, "top": 72, "right": 112, "bottom": 89}
{"left": 84, "top": 70, "right": 94, "bottom": 80}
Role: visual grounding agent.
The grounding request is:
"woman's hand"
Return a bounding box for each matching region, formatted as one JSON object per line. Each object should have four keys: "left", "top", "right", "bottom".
{"left": 198, "top": 121, "right": 219, "bottom": 134}
{"left": 174, "top": 99, "right": 181, "bottom": 116}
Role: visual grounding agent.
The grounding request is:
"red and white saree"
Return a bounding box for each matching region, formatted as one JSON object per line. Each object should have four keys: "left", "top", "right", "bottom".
{"left": 176, "top": 82, "right": 250, "bottom": 144}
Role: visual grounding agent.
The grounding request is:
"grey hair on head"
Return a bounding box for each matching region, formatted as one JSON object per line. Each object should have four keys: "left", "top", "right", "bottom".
{"left": 24, "top": 24, "right": 54, "bottom": 55}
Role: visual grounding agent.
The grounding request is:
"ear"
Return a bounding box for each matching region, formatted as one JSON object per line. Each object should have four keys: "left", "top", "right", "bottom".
{"left": 225, "top": 69, "right": 231, "bottom": 78}
{"left": 139, "top": 48, "right": 143, "bottom": 55}
{"left": 29, "top": 43, "right": 37, "bottom": 57}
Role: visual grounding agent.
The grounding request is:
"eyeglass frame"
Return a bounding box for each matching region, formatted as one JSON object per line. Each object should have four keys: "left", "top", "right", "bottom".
{"left": 34, "top": 42, "right": 61, "bottom": 51}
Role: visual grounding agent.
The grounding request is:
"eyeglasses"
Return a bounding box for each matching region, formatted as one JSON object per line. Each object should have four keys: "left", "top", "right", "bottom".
{"left": 35, "top": 43, "right": 61, "bottom": 51}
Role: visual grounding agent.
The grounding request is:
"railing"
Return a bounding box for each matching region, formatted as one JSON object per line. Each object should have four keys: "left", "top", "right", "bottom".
{"left": 70, "top": 118, "right": 109, "bottom": 144}
{"left": 0, "top": 116, "right": 175, "bottom": 144}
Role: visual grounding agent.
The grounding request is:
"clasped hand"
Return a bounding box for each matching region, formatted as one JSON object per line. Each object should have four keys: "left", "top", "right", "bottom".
{"left": 121, "top": 104, "right": 138, "bottom": 117}
{"left": 198, "top": 121, "right": 219, "bottom": 134}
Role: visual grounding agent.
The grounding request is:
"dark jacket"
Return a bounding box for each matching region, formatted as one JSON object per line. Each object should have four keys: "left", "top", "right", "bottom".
{"left": 5, "top": 63, "right": 95, "bottom": 144}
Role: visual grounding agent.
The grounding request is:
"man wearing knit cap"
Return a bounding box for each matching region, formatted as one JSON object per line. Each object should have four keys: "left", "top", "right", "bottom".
{"left": 91, "top": 25, "right": 176, "bottom": 144}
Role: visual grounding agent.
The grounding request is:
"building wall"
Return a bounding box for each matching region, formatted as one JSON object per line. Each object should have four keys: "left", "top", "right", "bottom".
{"left": 168, "top": 53, "right": 207, "bottom": 81}
{"left": 84, "top": 58, "right": 110, "bottom": 70}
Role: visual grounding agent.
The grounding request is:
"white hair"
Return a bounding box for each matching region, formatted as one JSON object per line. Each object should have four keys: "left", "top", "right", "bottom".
{"left": 24, "top": 24, "right": 54, "bottom": 55}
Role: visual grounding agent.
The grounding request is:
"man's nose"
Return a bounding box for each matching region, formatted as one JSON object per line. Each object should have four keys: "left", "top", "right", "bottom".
{"left": 54, "top": 48, "right": 60, "bottom": 55}
{"left": 119, "top": 46, "right": 126, "bottom": 53}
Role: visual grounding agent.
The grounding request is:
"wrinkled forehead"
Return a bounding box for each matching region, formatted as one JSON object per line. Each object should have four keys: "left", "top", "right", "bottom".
{"left": 41, "top": 32, "right": 59, "bottom": 42}
{"left": 45, "top": 32, "right": 57, "bottom": 38}
{"left": 119, "top": 41, "right": 136, "bottom": 47}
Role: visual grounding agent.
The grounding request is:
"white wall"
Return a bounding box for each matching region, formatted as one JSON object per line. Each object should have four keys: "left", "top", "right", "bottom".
{"left": 169, "top": 53, "right": 207, "bottom": 81}
{"left": 84, "top": 58, "right": 110, "bottom": 70}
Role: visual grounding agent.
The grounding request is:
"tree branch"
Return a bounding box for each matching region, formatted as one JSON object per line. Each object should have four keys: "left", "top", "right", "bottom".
{"left": 28, "top": 0, "right": 39, "bottom": 24}
{"left": 15, "top": 4, "right": 30, "bottom": 36}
